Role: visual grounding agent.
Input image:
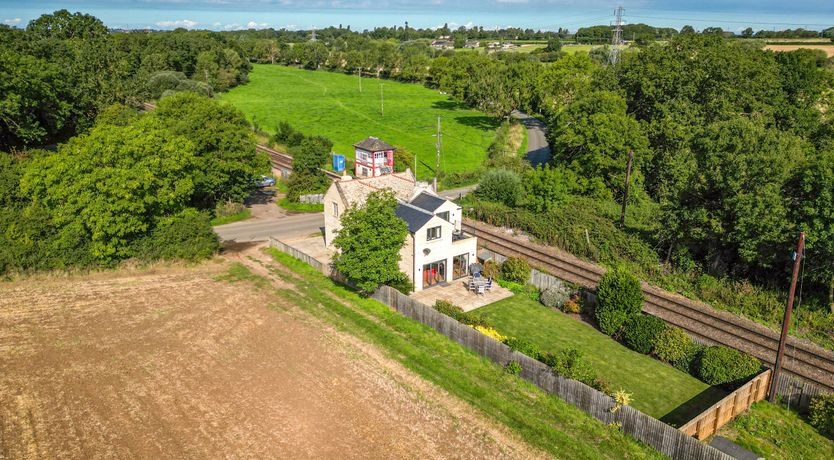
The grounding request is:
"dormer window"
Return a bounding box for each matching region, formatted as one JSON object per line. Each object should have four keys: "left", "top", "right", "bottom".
{"left": 426, "top": 226, "right": 441, "bottom": 241}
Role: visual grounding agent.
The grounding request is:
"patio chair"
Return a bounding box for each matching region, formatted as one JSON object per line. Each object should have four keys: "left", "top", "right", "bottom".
{"left": 485, "top": 278, "right": 493, "bottom": 290}
{"left": 474, "top": 272, "right": 481, "bottom": 279}
{"left": 477, "top": 285, "right": 486, "bottom": 295}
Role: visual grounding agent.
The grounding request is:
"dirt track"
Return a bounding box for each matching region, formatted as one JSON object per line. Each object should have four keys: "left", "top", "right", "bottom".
{"left": 0, "top": 260, "right": 540, "bottom": 459}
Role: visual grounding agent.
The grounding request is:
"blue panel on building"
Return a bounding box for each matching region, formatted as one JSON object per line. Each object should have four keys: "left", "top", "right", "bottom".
{"left": 332, "top": 154, "right": 345, "bottom": 172}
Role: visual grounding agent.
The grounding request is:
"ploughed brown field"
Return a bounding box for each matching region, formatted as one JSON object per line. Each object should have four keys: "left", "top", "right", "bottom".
{"left": 0, "top": 258, "right": 538, "bottom": 459}
{"left": 765, "top": 44, "right": 834, "bottom": 57}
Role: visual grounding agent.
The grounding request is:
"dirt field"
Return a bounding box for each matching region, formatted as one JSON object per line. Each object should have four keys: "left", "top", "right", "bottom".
{"left": 765, "top": 44, "right": 834, "bottom": 57}
{"left": 0, "top": 259, "right": 540, "bottom": 459}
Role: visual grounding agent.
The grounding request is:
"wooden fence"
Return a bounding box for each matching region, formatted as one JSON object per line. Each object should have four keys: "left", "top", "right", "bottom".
{"left": 679, "top": 370, "right": 772, "bottom": 440}
{"left": 269, "top": 237, "right": 328, "bottom": 274}
{"left": 371, "top": 286, "right": 733, "bottom": 460}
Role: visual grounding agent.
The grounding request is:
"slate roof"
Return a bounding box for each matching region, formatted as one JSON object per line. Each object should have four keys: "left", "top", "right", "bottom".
{"left": 354, "top": 137, "right": 396, "bottom": 152}
{"left": 409, "top": 191, "right": 447, "bottom": 212}
{"left": 334, "top": 170, "right": 416, "bottom": 207}
{"left": 395, "top": 202, "right": 435, "bottom": 234}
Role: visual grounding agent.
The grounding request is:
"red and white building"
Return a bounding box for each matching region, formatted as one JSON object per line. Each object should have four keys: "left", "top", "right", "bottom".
{"left": 354, "top": 137, "right": 395, "bottom": 178}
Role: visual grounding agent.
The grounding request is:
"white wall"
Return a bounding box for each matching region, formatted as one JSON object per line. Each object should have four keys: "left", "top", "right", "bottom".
{"left": 323, "top": 185, "right": 344, "bottom": 247}
{"left": 411, "top": 215, "right": 477, "bottom": 291}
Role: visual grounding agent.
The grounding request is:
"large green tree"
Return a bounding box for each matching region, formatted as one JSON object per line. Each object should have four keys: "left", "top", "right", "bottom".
{"left": 147, "top": 92, "right": 268, "bottom": 207}
{"left": 20, "top": 120, "right": 197, "bottom": 261}
{"left": 332, "top": 190, "right": 409, "bottom": 293}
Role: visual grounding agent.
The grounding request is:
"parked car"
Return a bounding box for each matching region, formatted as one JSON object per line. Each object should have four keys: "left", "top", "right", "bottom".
{"left": 254, "top": 175, "right": 276, "bottom": 187}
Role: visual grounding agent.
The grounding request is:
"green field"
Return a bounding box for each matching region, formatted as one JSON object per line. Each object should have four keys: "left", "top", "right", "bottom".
{"left": 220, "top": 65, "right": 499, "bottom": 180}
{"left": 474, "top": 296, "right": 726, "bottom": 422}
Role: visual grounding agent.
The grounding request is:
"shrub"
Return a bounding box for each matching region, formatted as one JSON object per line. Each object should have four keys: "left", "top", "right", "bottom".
{"left": 388, "top": 271, "right": 414, "bottom": 294}
{"left": 591, "top": 378, "right": 612, "bottom": 395}
{"left": 698, "top": 346, "right": 762, "bottom": 387}
{"left": 563, "top": 298, "right": 581, "bottom": 314}
{"left": 673, "top": 342, "right": 705, "bottom": 375}
{"left": 654, "top": 326, "right": 693, "bottom": 363}
{"left": 272, "top": 120, "right": 295, "bottom": 144}
{"left": 547, "top": 348, "right": 597, "bottom": 384}
{"left": 474, "top": 325, "right": 506, "bottom": 342}
{"left": 505, "top": 360, "right": 522, "bottom": 375}
{"left": 503, "top": 337, "right": 541, "bottom": 360}
{"left": 130, "top": 209, "right": 219, "bottom": 262}
{"left": 285, "top": 170, "right": 329, "bottom": 202}
{"left": 596, "top": 267, "right": 644, "bottom": 316}
{"left": 476, "top": 169, "right": 523, "bottom": 207}
{"left": 540, "top": 284, "right": 572, "bottom": 309}
{"left": 501, "top": 257, "right": 530, "bottom": 283}
{"left": 622, "top": 314, "right": 667, "bottom": 354}
{"left": 215, "top": 200, "right": 246, "bottom": 219}
{"left": 393, "top": 146, "right": 415, "bottom": 173}
{"left": 434, "top": 299, "right": 463, "bottom": 317}
{"left": 482, "top": 259, "right": 501, "bottom": 279}
{"left": 809, "top": 394, "right": 834, "bottom": 438}
{"left": 596, "top": 307, "right": 631, "bottom": 336}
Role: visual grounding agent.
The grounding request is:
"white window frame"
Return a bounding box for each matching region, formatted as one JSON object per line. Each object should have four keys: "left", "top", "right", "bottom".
{"left": 426, "top": 226, "right": 441, "bottom": 241}
{"left": 332, "top": 201, "right": 339, "bottom": 217}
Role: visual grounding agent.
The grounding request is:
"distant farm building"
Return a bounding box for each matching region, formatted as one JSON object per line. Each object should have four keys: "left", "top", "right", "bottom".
{"left": 430, "top": 39, "right": 454, "bottom": 50}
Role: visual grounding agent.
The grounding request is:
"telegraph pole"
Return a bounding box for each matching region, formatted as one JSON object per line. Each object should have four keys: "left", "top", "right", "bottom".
{"left": 380, "top": 83, "right": 384, "bottom": 117}
{"left": 358, "top": 67, "right": 362, "bottom": 92}
{"left": 619, "top": 150, "right": 634, "bottom": 227}
{"left": 610, "top": 6, "right": 624, "bottom": 65}
{"left": 432, "top": 116, "right": 442, "bottom": 191}
{"left": 769, "top": 232, "right": 806, "bottom": 402}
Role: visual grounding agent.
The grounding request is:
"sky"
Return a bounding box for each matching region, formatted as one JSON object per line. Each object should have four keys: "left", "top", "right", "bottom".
{"left": 0, "top": 1, "right": 832, "bottom": 33}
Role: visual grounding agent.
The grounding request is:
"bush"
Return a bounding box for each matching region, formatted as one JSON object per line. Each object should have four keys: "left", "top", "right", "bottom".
{"left": 434, "top": 299, "right": 463, "bottom": 317}
{"left": 540, "top": 284, "right": 572, "bottom": 309}
{"left": 505, "top": 360, "right": 522, "bottom": 375}
{"left": 596, "top": 267, "right": 644, "bottom": 316}
{"left": 563, "top": 298, "right": 581, "bottom": 314}
{"left": 654, "top": 326, "right": 694, "bottom": 363}
{"left": 698, "top": 346, "right": 762, "bottom": 387}
{"left": 501, "top": 257, "right": 530, "bottom": 283}
{"left": 215, "top": 200, "right": 246, "bottom": 219}
{"left": 433, "top": 300, "right": 491, "bottom": 328}
{"left": 503, "top": 337, "right": 541, "bottom": 360}
{"left": 596, "top": 307, "right": 631, "bottom": 336}
{"left": 285, "top": 170, "right": 329, "bottom": 202}
{"left": 482, "top": 259, "right": 501, "bottom": 279}
{"left": 809, "top": 394, "right": 834, "bottom": 438}
{"left": 474, "top": 325, "right": 506, "bottom": 342}
{"left": 673, "top": 342, "right": 705, "bottom": 375}
{"left": 130, "top": 209, "right": 219, "bottom": 262}
{"left": 393, "top": 146, "right": 415, "bottom": 173}
{"left": 476, "top": 169, "right": 523, "bottom": 207}
{"left": 272, "top": 120, "right": 295, "bottom": 144}
{"left": 546, "top": 348, "right": 597, "bottom": 384}
{"left": 388, "top": 271, "right": 414, "bottom": 294}
{"left": 622, "top": 315, "right": 667, "bottom": 354}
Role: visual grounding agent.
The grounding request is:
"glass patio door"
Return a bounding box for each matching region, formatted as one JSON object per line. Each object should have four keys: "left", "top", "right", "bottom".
{"left": 422, "top": 260, "right": 446, "bottom": 288}
{"left": 453, "top": 254, "right": 469, "bottom": 279}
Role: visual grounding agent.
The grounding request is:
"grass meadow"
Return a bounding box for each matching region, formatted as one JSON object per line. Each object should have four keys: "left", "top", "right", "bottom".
{"left": 474, "top": 295, "right": 727, "bottom": 423}
{"left": 220, "top": 65, "right": 499, "bottom": 181}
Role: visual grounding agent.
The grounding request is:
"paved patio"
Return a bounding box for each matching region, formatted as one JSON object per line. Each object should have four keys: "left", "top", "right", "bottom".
{"left": 410, "top": 279, "right": 513, "bottom": 312}
{"left": 279, "top": 232, "right": 334, "bottom": 268}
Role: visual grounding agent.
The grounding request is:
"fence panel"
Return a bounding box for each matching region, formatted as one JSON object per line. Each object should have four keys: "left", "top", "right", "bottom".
{"left": 269, "top": 237, "right": 327, "bottom": 274}
{"left": 679, "top": 370, "right": 771, "bottom": 439}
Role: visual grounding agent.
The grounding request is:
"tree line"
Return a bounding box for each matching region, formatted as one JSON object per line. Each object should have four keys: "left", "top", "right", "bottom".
{"left": 0, "top": 10, "right": 251, "bottom": 151}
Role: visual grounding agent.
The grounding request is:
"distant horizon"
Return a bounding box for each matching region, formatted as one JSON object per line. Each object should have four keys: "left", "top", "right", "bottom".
{"left": 1, "top": 1, "right": 832, "bottom": 33}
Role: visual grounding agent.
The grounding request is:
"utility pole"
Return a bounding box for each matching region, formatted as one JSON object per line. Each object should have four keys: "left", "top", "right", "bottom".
{"left": 380, "top": 83, "right": 384, "bottom": 117}
{"left": 432, "top": 116, "right": 442, "bottom": 191}
{"left": 769, "top": 232, "right": 806, "bottom": 402}
{"left": 358, "top": 67, "right": 362, "bottom": 93}
{"left": 619, "top": 150, "right": 634, "bottom": 227}
{"left": 610, "top": 6, "right": 624, "bottom": 65}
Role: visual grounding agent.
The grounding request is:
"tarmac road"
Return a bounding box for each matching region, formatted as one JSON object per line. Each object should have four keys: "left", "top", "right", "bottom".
{"left": 214, "top": 213, "right": 324, "bottom": 243}
{"left": 513, "top": 110, "right": 551, "bottom": 167}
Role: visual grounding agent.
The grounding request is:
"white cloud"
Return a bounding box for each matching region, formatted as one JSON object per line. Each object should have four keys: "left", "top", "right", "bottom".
{"left": 3, "top": 18, "right": 21, "bottom": 26}
{"left": 223, "top": 21, "right": 270, "bottom": 31}
{"left": 155, "top": 19, "right": 200, "bottom": 29}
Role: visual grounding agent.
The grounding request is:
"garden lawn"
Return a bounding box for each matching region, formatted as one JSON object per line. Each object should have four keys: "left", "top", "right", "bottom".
{"left": 474, "top": 296, "right": 727, "bottom": 422}
{"left": 260, "top": 249, "right": 664, "bottom": 459}
{"left": 220, "top": 65, "right": 499, "bottom": 181}
{"left": 718, "top": 401, "right": 834, "bottom": 459}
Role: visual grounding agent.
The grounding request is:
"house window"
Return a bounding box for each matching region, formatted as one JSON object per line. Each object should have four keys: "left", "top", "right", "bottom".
{"left": 361, "top": 167, "right": 369, "bottom": 176}
{"left": 453, "top": 253, "right": 468, "bottom": 279}
{"left": 436, "top": 211, "right": 450, "bottom": 222}
{"left": 332, "top": 201, "right": 339, "bottom": 217}
{"left": 426, "top": 226, "right": 441, "bottom": 241}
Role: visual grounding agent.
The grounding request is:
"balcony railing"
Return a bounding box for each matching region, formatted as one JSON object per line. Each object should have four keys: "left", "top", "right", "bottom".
{"left": 452, "top": 231, "right": 472, "bottom": 243}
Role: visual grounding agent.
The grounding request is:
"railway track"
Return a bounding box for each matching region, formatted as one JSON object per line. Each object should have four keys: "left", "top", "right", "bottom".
{"left": 463, "top": 219, "right": 834, "bottom": 392}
